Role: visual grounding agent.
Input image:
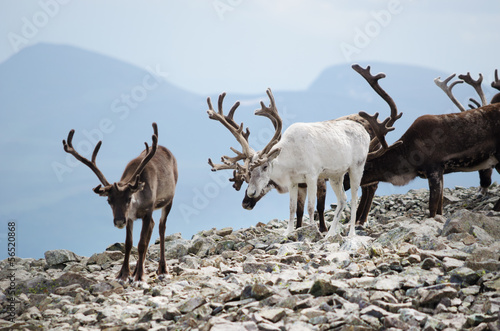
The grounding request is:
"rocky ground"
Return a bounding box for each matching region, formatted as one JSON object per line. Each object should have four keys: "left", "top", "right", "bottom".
{"left": 1, "top": 185, "right": 500, "bottom": 331}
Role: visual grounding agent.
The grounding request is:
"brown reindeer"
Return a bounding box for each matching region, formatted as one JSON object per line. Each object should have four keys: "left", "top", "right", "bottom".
{"left": 435, "top": 69, "right": 500, "bottom": 194}
{"left": 359, "top": 99, "right": 500, "bottom": 217}
{"left": 207, "top": 64, "right": 401, "bottom": 232}
{"left": 62, "top": 123, "right": 178, "bottom": 282}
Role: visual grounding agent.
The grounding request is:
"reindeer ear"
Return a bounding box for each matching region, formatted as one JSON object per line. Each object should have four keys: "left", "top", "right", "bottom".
{"left": 129, "top": 181, "right": 145, "bottom": 193}
{"left": 268, "top": 148, "right": 281, "bottom": 162}
{"left": 93, "top": 184, "right": 110, "bottom": 196}
{"left": 128, "top": 175, "right": 145, "bottom": 193}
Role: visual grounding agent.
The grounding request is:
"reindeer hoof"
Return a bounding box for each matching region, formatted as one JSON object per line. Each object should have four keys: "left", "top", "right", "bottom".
{"left": 116, "top": 270, "right": 131, "bottom": 283}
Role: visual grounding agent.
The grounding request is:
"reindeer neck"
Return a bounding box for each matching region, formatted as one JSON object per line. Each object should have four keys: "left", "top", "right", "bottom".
{"left": 362, "top": 143, "right": 417, "bottom": 187}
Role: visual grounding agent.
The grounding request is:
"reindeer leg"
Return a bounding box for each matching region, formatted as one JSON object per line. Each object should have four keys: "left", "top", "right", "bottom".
{"left": 478, "top": 168, "right": 492, "bottom": 195}
{"left": 285, "top": 184, "right": 298, "bottom": 236}
{"left": 356, "top": 183, "right": 378, "bottom": 226}
{"left": 347, "top": 167, "right": 364, "bottom": 237}
{"left": 157, "top": 202, "right": 173, "bottom": 276}
{"left": 326, "top": 176, "right": 347, "bottom": 238}
{"left": 316, "top": 179, "right": 327, "bottom": 233}
{"left": 493, "top": 164, "right": 500, "bottom": 211}
{"left": 427, "top": 168, "right": 444, "bottom": 217}
{"left": 296, "top": 184, "right": 306, "bottom": 229}
{"left": 305, "top": 177, "right": 318, "bottom": 228}
{"left": 134, "top": 214, "right": 155, "bottom": 282}
{"left": 117, "top": 219, "right": 133, "bottom": 281}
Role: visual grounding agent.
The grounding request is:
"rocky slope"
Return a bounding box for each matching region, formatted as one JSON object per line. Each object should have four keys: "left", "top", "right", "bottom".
{"left": 1, "top": 185, "right": 500, "bottom": 330}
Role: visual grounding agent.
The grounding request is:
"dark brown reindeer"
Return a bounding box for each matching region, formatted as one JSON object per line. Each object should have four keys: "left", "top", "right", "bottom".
{"left": 62, "top": 123, "right": 178, "bottom": 282}
{"left": 207, "top": 64, "right": 401, "bottom": 232}
{"left": 359, "top": 98, "right": 500, "bottom": 217}
{"left": 435, "top": 69, "right": 500, "bottom": 194}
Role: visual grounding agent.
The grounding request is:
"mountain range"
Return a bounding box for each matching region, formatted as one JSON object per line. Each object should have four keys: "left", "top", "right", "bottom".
{"left": 0, "top": 43, "right": 492, "bottom": 259}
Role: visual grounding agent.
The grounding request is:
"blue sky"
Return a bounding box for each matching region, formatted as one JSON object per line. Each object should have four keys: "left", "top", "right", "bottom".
{"left": 1, "top": 0, "right": 499, "bottom": 95}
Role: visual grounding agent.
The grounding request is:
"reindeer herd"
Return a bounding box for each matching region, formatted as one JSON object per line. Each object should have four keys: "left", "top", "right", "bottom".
{"left": 62, "top": 64, "right": 500, "bottom": 282}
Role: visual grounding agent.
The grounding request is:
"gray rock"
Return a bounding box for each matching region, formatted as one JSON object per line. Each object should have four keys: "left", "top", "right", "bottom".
{"left": 177, "top": 296, "right": 207, "bottom": 314}
{"left": 308, "top": 278, "right": 345, "bottom": 297}
{"left": 470, "top": 225, "right": 495, "bottom": 244}
{"left": 442, "top": 256, "right": 464, "bottom": 271}
{"left": 260, "top": 308, "right": 286, "bottom": 323}
{"left": 465, "top": 245, "right": 500, "bottom": 271}
{"left": 398, "top": 308, "right": 429, "bottom": 327}
{"left": 165, "top": 240, "right": 190, "bottom": 259}
{"left": 360, "top": 305, "right": 389, "bottom": 319}
{"left": 417, "top": 284, "right": 459, "bottom": 307}
{"left": 44, "top": 249, "right": 80, "bottom": 267}
{"left": 288, "top": 281, "right": 314, "bottom": 295}
{"left": 240, "top": 284, "right": 273, "bottom": 301}
{"left": 87, "top": 251, "right": 123, "bottom": 265}
{"left": 163, "top": 306, "right": 181, "bottom": 321}
{"left": 55, "top": 272, "right": 96, "bottom": 289}
{"left": 216, "top": 227, "right": 233, "bottom": 236}
{"left": 445, "top": 209, "right": 500, "bottom": 239}
{"left": 188, "top": 237, "right": 216, "bottom": 257}
{"left": 449, "top": 266, "right": 481, "bottom": 286}
{"left": 242, "top": 262, "right": 288, "bottom": 274}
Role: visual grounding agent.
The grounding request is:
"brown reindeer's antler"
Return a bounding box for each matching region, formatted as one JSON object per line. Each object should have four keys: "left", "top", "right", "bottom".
{"left": 434, "top": 73, "right": 467, "bottom": 112}
{"left": 458, "top": 72, "right": 487, "bottom": 109}
{"left": 359, "top": 111, "right": 402, "bottom": 159}
{"left": 491, "top": 69, "right": 500, "bottom": 91}
{"left": 127, "top": 122, "right": 159, "bottom": 186}
{"left": 207, "top": 92, "right": 254, "bottom": 190}
{"left": 63, "top": 130, "right": 110, "bottom": 187}
{"left": 352, "top": 64, "right": 403, "bottom": 152}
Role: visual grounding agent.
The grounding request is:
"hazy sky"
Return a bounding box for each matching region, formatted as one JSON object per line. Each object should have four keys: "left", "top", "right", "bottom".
{"left": 1, "top": 0, "right": 499, "bottom": 95}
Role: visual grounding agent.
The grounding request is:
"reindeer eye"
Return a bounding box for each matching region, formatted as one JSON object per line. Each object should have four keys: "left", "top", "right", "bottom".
{"left": 263, "top": 165, "right": 268, "bottom": 171}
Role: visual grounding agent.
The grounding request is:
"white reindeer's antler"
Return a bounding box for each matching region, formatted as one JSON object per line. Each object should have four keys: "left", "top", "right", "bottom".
{"left": 206, "top": 92, "right": 254, "bottom": 190}
{"left": 434, "top": 73, "right": 466, "bottom": 112}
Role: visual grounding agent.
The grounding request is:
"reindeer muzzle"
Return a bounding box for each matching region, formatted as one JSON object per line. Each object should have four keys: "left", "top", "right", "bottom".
{"left": 114, "top": 218, "right": 127, "bottom": 229}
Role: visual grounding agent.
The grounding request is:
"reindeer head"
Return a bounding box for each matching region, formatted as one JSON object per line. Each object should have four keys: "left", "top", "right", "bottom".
{"left": 246, "top": 148, "right": 281, "bottom": 198}
{"left": 206, "top": 88, "right": 282, "bottom": 208}
{"left": 63, "top": 123, "right": 158, "bottom": 229}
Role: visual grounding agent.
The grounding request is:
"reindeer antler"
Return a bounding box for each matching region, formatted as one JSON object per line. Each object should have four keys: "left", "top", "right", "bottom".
{"left": 352, "top": 64, "right": 403, "bottom": 153}
{"left": 434, "top": 73, "right": 467, "bottom": 112}
{"left": 491, "top": 69, "right": 500, "bottom": 91}
{"left": 358, "top": 111, "right": 402, "bottom": 159}
{"left": 63, "top": 130, "right": 110, "bottom": 187}
{"left": 127, "top": 122, "right": 159, "bottom": 185}
{"left": 254, "top": 88, "right": 282, "bottom": 154}
{"left": 206, "top": 92, "right": 254, "bottom": 189}
{"left": 458, "top": 72, "right": 487, "bottom": 108}
{"left": 250, "top": 88, "right": 283, "bottom": 170}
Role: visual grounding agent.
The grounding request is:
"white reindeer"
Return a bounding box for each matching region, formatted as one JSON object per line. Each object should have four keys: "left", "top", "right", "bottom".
{"left": 207, "top": 88, "right": 396, "bottom": 238}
